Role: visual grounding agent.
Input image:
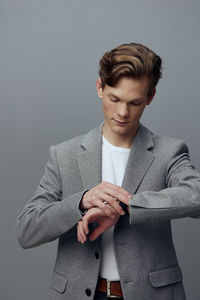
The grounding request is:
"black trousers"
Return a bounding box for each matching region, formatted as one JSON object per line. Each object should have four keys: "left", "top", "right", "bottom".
{"left": 94, "top": 290, "right": 124, "bottom": 300}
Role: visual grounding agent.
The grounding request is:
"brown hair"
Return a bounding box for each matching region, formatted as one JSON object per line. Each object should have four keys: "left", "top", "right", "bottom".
{"left": 98, "top": 42, "right": 162, "bottom": 97}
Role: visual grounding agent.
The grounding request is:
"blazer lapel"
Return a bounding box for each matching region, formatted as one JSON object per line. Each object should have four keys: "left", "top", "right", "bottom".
{"left": 77, "top": 122, "right": 103, "bottom": 190}
{"left": 121, "top": 123, "right": 155, "bottom": 195}
{"left": 77, "top": 121, "right": 155, "bottom": 195}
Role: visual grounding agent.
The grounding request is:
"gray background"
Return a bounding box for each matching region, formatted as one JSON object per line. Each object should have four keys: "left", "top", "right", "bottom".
{"left": 1, "top": 0, "right": 200, "bottom": 299}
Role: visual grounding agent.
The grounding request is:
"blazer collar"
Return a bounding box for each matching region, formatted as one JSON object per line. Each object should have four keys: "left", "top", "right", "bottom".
{"left": 80, "top": 121, "right": 154, "bottom": 151}
{"left": 77, "top": 121, "right": 155, "bottom": 195}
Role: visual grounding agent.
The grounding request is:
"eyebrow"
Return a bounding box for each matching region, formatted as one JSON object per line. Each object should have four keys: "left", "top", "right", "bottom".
{"left": 108, "top": 92, "right": 144, "bottom": 103}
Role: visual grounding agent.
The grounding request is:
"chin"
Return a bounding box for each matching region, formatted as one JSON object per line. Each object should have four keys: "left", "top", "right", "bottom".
{"left": 113, "top": 127, "right": 129, "bottom": 135}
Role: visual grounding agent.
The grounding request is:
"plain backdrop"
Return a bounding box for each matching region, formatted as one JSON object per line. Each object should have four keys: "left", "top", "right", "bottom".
{"left": 1, "top": 0, "right": 200, "bottom": 299}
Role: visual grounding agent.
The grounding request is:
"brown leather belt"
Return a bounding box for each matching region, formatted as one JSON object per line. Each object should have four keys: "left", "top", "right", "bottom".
{"left": 96, "top": 277, "right": 123, "bottom": 298}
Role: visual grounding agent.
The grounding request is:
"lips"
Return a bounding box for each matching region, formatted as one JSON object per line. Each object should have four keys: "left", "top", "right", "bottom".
{"left": 113, "top": 119, "right": 128, "bottom": 124}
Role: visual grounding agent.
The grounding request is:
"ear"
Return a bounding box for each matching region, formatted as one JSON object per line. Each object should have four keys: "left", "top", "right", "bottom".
{"left": 146, "top": 88, "right": 156, "bottom": 105}
{"left": 96, "top": 77, "right": 103, "bottom": 98}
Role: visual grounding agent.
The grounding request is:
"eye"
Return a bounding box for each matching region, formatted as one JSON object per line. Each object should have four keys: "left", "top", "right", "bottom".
{"left": 130, "top": 102, "right": 141, "bottom": 106}
{"left": 110, "top": 98, "right": 119, "bottom": 103}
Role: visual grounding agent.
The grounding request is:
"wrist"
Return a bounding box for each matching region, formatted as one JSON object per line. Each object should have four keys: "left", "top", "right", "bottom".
{"left": 79, "top": 190, "right": 89, "bottom": 215}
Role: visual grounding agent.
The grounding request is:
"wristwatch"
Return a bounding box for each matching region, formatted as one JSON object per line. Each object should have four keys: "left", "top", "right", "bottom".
{"left": 119, "top": 201, "right": 129, "bottom": 215}
{"left": 80, "top": 207, "right": 88, "bottom": 216}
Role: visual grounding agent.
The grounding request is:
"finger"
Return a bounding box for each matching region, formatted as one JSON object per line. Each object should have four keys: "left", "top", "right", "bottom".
{"left": 102, "top": 182, "right": 132, "bottom": 199}
{"left": 102, "top": 186, "right": 130, "bottom": 206}
{"left": 91, "top": 193, "right": 115, "bottom": 216}
{"left": 102, "top": 199, "right": 124, "bottom": 217}
{"left": 99, "top": 193, "right": 125, "bottom": 216}
{"left": 98, "top": 200, "right": 117, "bottom": 219}
{"left": 82, "top": 217, "right": 89, "bottom": 235}
{"left": 109, "top": 197, "right": 125, "bottom": 215}
{"left": 80, "top": 221, "right": 87, "bottom": 243}
{"left": 77, "top": 224, "right": 80, "bottom": 242}
{"left": 78, "top": 221, "right": 87, "bottom": 244}
{"left": 90, "top": 195, "right": 116, "bottom": 219}
{"left": 77, "top": 223, "right": 83, "bottom": 243}
{"left": 102, "top": 181, "right": 132, "bottom": 198}
{"left": 77, "top": 222, "right": 82, "bottom": 243}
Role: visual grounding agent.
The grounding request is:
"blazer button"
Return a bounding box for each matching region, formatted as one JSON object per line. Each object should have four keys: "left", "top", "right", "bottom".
{"left": 95, "top": 252, "right": 99, "bottom": 259}
{"left": 85, "top": 288, "right": 92, "bottom": 296}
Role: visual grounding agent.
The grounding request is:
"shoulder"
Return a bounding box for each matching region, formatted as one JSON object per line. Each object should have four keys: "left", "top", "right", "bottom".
{"left": 153, "top": 134, "right": 189, "bottom": 153}
{"left": 51, "top": 133, "right": 86, "bottom": 161}
{"left": 141, "top": 123, "right": 189, "bottom": 154}
{"left": 54, "top": 133, "right": 86, "bottom": 153}
{"left": 50, "top": 122, "right": 103, "bottom": 156}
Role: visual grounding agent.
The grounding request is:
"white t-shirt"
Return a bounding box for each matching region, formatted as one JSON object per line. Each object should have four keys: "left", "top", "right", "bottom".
{"left": 99, "top": 134, "right": 131, "bottom": 280}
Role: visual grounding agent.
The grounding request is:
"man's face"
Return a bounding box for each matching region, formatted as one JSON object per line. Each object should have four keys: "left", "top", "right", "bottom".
{"left": 96, "top": 76, "right": 155, "bottom": 145}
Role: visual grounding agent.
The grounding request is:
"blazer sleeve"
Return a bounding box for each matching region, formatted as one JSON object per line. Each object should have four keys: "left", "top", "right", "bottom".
{"left": 16, "top": 145, "right": 88, "bottom": 249}
{"left": 129, "top": 140, "right": 200, "bottom": 224}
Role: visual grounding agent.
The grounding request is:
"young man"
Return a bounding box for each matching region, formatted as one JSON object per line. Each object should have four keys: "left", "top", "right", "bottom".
{"left": 16, "top": 43, "right": 200, "bottom": 300}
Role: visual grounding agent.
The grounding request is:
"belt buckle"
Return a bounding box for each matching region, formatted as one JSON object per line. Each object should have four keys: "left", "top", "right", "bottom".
{"left": 106, "top": 279, "right": 122, "bottom": 299}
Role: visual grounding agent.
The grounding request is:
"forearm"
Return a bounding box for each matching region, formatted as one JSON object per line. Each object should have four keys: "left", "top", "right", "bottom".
{"left": 16, "top": 187, "right": 87, "bottom": 249}
{"left": 129, "top": 182, "right": 200, "bottom": 224}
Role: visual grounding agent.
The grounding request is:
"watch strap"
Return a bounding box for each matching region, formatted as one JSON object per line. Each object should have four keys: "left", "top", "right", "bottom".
{"left": 119, "top": 201, "right": 129, "bottom": 215}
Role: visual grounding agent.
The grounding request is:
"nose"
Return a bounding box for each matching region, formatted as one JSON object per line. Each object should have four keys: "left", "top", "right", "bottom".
{"left": 117, "top": 103, "right": 129, "bottom": 118}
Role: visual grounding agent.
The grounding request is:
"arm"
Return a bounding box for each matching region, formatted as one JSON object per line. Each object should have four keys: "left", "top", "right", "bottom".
{"left": 129, "top": 140, "right": 200, "bottom": 224}
{"left": 78, "top": 140, "right": 200, "bottom": 241}
{"left": 16, "top": 145, "right": 88, "bottom": 249}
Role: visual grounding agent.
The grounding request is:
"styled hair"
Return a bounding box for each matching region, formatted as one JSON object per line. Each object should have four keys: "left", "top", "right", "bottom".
{"left": 98, "top": 42, "right": 162, "bottom": 96}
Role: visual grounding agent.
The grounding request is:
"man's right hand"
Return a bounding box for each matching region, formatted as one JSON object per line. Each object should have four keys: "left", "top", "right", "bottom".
{"left": 77, "top": 207, "right": 120, "bottom": 243}
{"left": 79, "top": 181, "right": 132, "bottom": 219}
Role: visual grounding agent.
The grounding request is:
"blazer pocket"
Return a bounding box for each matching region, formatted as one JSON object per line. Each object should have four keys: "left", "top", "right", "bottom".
{"left": 51, "top": 271, "right": 68, "bottom": 293}
{"left": 149, "top": 265, "right": 183, "bottom": 288}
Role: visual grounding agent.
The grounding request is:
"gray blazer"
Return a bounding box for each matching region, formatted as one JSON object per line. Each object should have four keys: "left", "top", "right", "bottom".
{"left": 16, "top": 121, "right": 200, "bottom": 300}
